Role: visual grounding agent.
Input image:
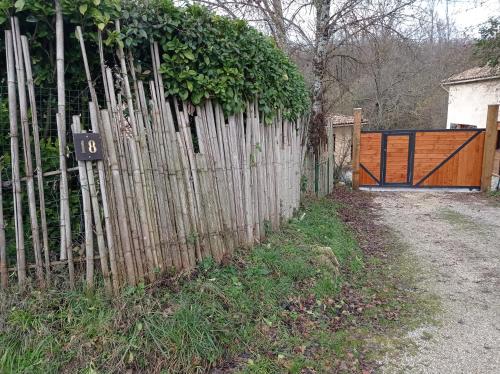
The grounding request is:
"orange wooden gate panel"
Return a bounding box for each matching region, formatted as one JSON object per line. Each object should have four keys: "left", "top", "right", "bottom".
{"left": 360, "top": 133, "right": 381, "bottom": 186}
{"left": 359, "top": 129, "right": 485, "bottom": 188}
{"left": 385, "top": 135, "right": 410, "bottom": 184}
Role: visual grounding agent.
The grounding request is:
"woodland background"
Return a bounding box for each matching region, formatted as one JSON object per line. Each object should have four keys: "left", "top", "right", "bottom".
{"left": 190, "top": 0, "right": 499, "bottom": 130}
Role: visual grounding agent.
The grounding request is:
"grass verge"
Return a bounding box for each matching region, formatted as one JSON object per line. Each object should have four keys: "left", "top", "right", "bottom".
{"left": 487, "top": 190, "right": 500, "bottom": 204}
{"left": 0, "top": 193, "right": 436, "bottom": 373}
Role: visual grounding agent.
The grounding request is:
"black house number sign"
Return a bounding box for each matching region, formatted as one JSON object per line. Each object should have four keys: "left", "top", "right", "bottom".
{"left": 73, "top": 133, "right": 103, "bottom": 161}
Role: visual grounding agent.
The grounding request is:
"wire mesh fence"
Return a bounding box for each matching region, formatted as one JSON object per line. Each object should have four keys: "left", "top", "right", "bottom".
{"left": 0, "top": 85, "right": 89, "bottom": 277}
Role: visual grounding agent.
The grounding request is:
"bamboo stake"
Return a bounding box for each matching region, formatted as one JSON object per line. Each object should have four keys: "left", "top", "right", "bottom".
{"left": 0, "top": 167, "right": 79, "bottom": 186}
{"left": 227, "top": 115, "right": 245, "bottom": 243}
{"left": 76, "top": 27, "right": 99, "bottom": 106}
{"left": 0, "top": 165, "right": 7, "bottom": 289}
{"left": 151, "top": 44, "right": 192, "bottom": 269}
{"left": 271, "top": 117, "right": 280, "bottom": 228}
{"left": 115, "top": 90, "right": 145, "bottom": 282}
{"left": 216, "top": 104, "right": 239, "bottom": 245}
{"left": 100, "top": 110, "right": 137, "bottom": 285}
{"left": 11, "top": 18, "right": 44, "bottom": 285}
{"left": 78, "top": 27, "right": 118, "bottom": 291}
{"left": 137, "top": 80, "right": 172, "bottom": 269}
{"left": 249, "top": 106, "right": 260, "bottom": 238}
{"left": 75, "top": 108, "right": 113, "bottom": 293}
{"left": 104, "top": 68, "right": 137, "bottom": 282}
{"left": 115, "top": 21, "right": 156, "bottom": 280}
{"left": 89, "top": 102, "right": 118, "bottom": 293}
{"left": 128, "top": 53, "right": 163, "bottom": 269}
{"left": 175, "top": 101, "right": 204, "bottom": 261}
{"left": 238, "top": 113, "right": 249, "bottom": 243}
{"left": 193, "top": 107, "right": 224, "bottom": 260}
{"left": 71, "top": 116, "right": 94, "bottom": 289}
{"left": 21, "top": 35, "right": 51, "bottom": 285}
{"left": 148, "top": 82, "right": 182, "bottom": 269}
{"left": 235, "top": 111, "right": 249, "bottom": 245}
{"left": 5, "top": 30, "right": 26, "bottom": 287}
{"left": 199, "top": 102, "right": 233, "bottom": 254}
{"left": 144, "top": 86, "right": 175, "bottom": 269}
{"left": 54, "top": 0, "right": 74, "bottom": 288}
{"left": 212, "top": 102, "right": 237, "bottom": 249}
{"left": 243, "top": 103, "right": 253, "bottom": 244}
{"left": 86, "top": 150, "right": 113, "bottom": 294}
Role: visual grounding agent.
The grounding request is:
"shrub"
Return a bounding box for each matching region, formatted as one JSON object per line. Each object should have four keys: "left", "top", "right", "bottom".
{"left": 0, "top": 0, "right": 310, "bottom": 120}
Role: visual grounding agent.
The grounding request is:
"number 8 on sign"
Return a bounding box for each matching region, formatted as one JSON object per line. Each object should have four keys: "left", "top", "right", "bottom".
{"left": 74, "top": 133, "right": 103, "bottom": 161}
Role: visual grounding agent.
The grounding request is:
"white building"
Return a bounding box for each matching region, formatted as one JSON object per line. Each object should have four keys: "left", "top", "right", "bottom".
{"left": 442, "top": 66, "right": 500, "bottom": 129}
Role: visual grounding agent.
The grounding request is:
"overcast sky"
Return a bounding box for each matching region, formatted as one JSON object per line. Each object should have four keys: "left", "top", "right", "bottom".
{"left": 439, "top": 0, "right": 499, "bottom": 36}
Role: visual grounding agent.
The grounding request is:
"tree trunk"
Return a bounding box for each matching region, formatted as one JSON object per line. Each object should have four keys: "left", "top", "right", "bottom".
{"left": 271, "top": 0, "right": 287, "bottom": 51}
{"left": 310, "top": 0, "right": 331, "bottom": 148}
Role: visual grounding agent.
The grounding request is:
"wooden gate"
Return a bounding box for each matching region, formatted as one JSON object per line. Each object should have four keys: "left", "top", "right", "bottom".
{"left": 359, "top": 129, "right": 485, "bottom": 188}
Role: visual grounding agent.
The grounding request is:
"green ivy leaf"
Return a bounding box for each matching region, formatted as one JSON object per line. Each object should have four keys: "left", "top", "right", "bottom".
{"left": 192, "top": 91, "right": 203, "bottom": 104}
{"left": 79, "top": 4, "right": 88, "bottom": 15}
{"left": 180, "top": 90, "right": 189, "bottom": 101}
{"left": 14, "top": 0, "right": 25, "bottom": 11}
{"left": 97, "top": 23, "right": 106, "bottom": 31}
{"left": 183, "top": 50, "right": 195, "bottom": 60}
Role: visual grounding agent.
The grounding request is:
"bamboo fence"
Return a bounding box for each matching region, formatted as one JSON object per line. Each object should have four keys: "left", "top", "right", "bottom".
{"left": 303, "top": 125, "right": 336, "bottom": 196}
{"left": 1, "top": 20, "right": 309, "bottom": 294}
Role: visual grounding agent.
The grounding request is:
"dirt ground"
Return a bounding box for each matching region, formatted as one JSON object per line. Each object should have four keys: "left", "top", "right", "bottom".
{"left": 374, "top": 192, "right": 500, "bottom": 374}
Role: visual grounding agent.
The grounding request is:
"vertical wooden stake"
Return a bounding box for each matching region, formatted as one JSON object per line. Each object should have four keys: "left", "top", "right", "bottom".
{"left": 5, "top": 30, "right": 26, "bottom": 288}
{"left": 0, "top": 165, "right": 7, "bottom": 289}
{"left": 352, "top": 108, "right": 362, "bottom": 190}
{"left": 21, "top": 35, "right": 51, "bottom": 286}
{"left": 89, "top": 102, "right": 118, "bottom": 294}
{"left": 12, "top": 18, "right": 44, "bottom": 286}
{"left": 481, "top": 104, "right": 499, "bottom": 192}
{"left": 101, "top": 110, "right": 137, "bottom": 286}
{"left": 55, "top": 0, "right": 72, "bottom": 271}
{"left": 72, "top": 116, "right": 94, "bottom": 289}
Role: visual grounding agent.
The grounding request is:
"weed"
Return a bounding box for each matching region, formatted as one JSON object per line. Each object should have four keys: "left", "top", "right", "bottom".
{"left": 438, "top": 207, "right": 495, "bottom": 237}
{"left": 0, "top": 196, "right": 435, "bottom": 373}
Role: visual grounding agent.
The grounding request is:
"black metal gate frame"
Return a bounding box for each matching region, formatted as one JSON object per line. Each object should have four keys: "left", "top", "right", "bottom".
{"left": 360, "top": 129, "right": 485, "bottom": 189}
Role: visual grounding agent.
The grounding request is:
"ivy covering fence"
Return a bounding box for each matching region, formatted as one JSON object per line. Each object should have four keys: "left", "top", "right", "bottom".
{"left": 0, "top": 0, "right": 310, "bottom": 293}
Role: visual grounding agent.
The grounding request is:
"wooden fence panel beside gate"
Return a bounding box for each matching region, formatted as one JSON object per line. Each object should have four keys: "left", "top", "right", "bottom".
{"left": 359, "top": 129, "right": 485, "bottom": 189}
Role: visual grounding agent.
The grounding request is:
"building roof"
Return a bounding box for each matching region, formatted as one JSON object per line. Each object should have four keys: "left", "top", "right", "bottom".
{"left": 326, "top": 114, "right": 367, "bottom": 127}
{"left": 442, "top": 65, "right": 500, "bottom": 85}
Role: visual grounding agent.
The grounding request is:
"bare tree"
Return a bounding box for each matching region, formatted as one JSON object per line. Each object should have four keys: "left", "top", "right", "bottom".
{"left": 329, "top": 4, "right": 475, "bottom": 130}
{"left": 188, "top": 0, "right": 416, "bottom": 146}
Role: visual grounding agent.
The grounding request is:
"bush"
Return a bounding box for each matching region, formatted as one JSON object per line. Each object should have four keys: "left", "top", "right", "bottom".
{"left": 0, "top": 0, "right": 310, "bottom": 120}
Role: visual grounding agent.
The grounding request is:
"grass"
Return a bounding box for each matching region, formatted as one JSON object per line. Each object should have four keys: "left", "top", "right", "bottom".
{"left": 437, "top": 206, "right": 496, "bottom": 237}
{"left": 438, "top": 207, "right": 478, "bottom": 230}
{"left": 0, "top": 197, "right": 436, "bottom": 373}
{"left": 355, "top": 236, "right": 441, "bottom": 361}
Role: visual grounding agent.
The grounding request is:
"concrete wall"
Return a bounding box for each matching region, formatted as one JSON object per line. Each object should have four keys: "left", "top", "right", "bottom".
{"left": 446, "top": 79, "right": 500, "bottom": 129}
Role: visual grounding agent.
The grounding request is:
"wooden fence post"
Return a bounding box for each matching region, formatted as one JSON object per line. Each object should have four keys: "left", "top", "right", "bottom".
{"left": 352, "top": 108, "right": 362, "bottom": 190}
{"left": 481, "top": 104, "right": 499, "bottom": 192}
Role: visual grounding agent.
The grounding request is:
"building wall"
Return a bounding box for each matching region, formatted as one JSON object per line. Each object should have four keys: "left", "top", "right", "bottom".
{"left": 332, "top": 126, "right": 353, "bottom": 167}
{"left": 493, "top": 150, "right": 500, "bottom": 191}
{"left": 446, "top": 80, "right": 500, "bottom": 129}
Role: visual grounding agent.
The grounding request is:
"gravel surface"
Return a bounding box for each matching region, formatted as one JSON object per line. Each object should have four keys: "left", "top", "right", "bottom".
{"left": 375, "top": 192, "right": 500, "bottom": 374}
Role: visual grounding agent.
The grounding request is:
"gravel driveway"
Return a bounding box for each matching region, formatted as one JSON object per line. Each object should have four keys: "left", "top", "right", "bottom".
{"left": 374, "top": 192, "right": 500, "bottom": 374}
